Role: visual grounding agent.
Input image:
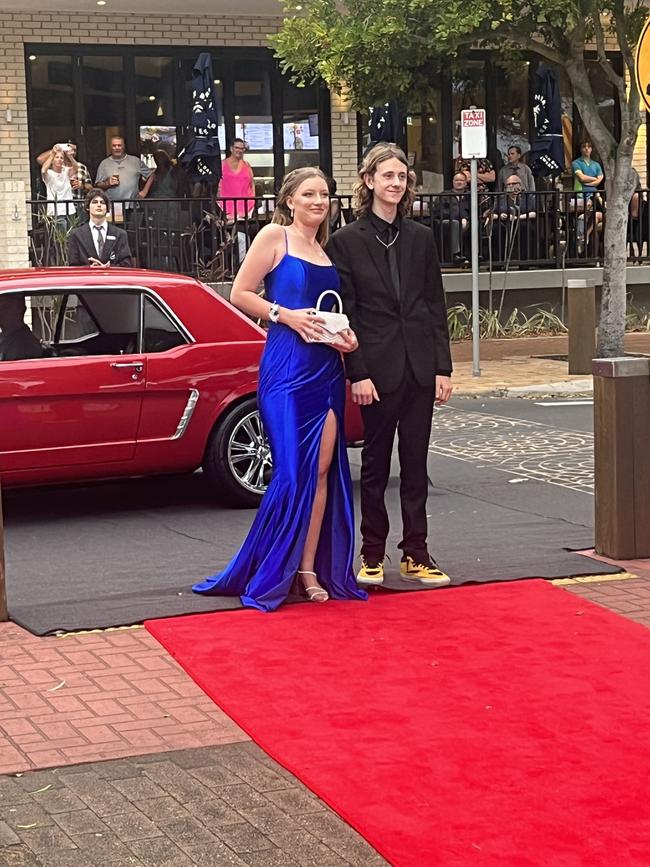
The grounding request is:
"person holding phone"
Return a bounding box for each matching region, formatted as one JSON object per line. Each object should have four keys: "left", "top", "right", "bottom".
{"left": 37, "top": 142, "right": 92, "bottom": 203}
{"left": 67, "top": 188, "right": 133, "bottom": 268}
{"left": 40, "top": 144, "right": 76, "bottom": 228}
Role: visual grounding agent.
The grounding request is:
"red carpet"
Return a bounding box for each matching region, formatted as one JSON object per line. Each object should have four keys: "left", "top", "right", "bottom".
{"left": 146, "top": 581, "right": 650, "bottom": 866}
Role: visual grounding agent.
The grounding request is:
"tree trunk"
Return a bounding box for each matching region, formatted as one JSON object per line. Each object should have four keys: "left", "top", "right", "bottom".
{"left": 597, "top": 162, "right": 636, "bottom": 357}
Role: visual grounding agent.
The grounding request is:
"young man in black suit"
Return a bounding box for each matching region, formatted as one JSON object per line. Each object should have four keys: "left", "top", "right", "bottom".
{"left": 67, "top": 188, "right": 133, "bottom": 268}
{"left": 326, "top": 143, "right": 453, "bottom": 587}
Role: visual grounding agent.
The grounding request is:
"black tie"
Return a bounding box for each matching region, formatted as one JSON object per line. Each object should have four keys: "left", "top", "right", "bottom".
{"left": 94, "top": 225, "right": 104, "bottom": 257}
{"left": 385, "top": 224, "right": 400, "bottom": 300}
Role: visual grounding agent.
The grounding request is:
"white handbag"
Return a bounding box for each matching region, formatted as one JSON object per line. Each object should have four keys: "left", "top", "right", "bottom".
{"left": 309, "top": 290, "right": 350, "bottom": 344}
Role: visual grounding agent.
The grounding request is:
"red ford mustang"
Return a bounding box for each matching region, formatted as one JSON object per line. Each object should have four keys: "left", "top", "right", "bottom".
{"left": 0, "top": 268, "right": 362, "bottom": 507}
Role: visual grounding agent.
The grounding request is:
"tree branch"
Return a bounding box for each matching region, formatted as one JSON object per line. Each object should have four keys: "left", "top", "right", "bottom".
{"left": 471, "top": 24, "right": 566, "bottom": 66}
{"left": 592, "top": 12, "right": 627, "bottom": 108}
{"left": 612, "top": 0, "right": 636, "bottom": 82}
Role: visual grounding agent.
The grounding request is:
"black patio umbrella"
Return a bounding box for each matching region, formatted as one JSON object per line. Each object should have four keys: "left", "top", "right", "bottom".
{"left": 178, "top": 52, "right": 222, "bottom": 185}
{"left": 528, "top": 63, "right": 565, "bottom": 178}
{"left": 365, "top": 100, "right": 401, "bottom": 153}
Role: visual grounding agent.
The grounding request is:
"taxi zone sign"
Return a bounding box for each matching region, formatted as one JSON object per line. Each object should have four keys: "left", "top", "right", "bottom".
{"left": 461, "top": 109, "right": 487, "bottom": 159}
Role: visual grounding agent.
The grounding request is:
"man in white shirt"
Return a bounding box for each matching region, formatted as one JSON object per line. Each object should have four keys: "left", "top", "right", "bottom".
{"left": 95, "top": 136, "right": 152, "bottom": 202}
{"left": 67, "top": 189, "right": 133, "bottom": 268}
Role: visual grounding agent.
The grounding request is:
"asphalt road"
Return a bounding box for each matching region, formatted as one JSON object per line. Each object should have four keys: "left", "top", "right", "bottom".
{"left": 2, "top": 397, "right": 608, "bottom": 634}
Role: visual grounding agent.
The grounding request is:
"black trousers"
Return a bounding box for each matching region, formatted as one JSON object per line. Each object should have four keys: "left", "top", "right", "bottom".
{"left": 359, "top": 364, "right": 436, "bottom": 563}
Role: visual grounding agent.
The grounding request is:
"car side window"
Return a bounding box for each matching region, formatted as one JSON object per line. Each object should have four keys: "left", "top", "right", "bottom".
{"left": 36, "top": 291, "right": 139, "bottom": 358}
{"left": 143, "top": 295, "right": 188, "bottom": 353}
{"left": 0, "top": 293, "right": 44, "bottom": 362}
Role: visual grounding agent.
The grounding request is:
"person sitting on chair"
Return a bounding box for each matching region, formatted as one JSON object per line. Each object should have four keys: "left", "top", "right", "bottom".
{"left": 0, "top": 295, "right": 43, "bottom": 362}
{"left": 67, "top": 189, "right": 133, "bottom": 268}
{"left": 432, "top": 172, "right": 471, "bottom": 265}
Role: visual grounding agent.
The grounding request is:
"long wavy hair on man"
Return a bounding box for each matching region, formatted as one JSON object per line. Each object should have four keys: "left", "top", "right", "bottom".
{"left": 353, "top": 143, "right": 416, "bottom": 219}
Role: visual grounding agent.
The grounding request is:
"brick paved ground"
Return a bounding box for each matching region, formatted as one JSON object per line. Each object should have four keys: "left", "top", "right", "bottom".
{"left": 451, "top": 332, "right": 650, "bottom": 395}
{"left": 561, "top": 552, "right": 650, "bottom": 628}
{"left": 0, "top": 742, "right": 385, "bottom": 867}
{"left": 0, "top": 625, "right": 246, "bottom": 775}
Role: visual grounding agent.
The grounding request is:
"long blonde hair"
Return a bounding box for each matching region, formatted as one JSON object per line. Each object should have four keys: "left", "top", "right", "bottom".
{"left": 353, "top": 143, "right": 416, "bottom": 219}
{"left": 272, "top": 167, "right": 331, "bottom": 247}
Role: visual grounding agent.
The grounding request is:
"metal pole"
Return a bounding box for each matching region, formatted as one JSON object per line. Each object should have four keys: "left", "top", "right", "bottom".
{"left": 470, "top": 157, "right": 481, "bottom": 376}
{"left": 0, "top": 480, "right": 7, "bottom": 622}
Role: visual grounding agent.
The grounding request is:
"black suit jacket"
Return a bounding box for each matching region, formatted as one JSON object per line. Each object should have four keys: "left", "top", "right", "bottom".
{"left": 67, "top": 222, "right": 133, "bottom": 267}
{"left": 326, "top": 216, "right": 452, "bottom": 394}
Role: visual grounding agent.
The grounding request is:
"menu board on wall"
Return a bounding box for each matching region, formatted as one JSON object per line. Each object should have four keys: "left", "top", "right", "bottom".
{"left": 235, "top": 123, "right": 273, "bottom": 151}
{"left": 283, "top": 120, "right": 319, "bottom": 151}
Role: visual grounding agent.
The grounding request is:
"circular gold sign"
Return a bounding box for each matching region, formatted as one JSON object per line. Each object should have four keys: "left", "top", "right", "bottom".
{"left": 636, "top": 17, "right": 650, "bottom": 113}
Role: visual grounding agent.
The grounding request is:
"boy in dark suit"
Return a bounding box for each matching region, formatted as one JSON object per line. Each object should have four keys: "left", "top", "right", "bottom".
{"left": 327, "top": 143, "right": 453, "bottom": 587}
{"left": 67, "top": 188, "right": 133, "bottom": 268}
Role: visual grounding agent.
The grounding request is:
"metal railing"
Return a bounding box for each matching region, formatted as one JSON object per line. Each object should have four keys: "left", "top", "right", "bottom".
{"left": 26, "top": 189, "right": 649, "bottom": 277}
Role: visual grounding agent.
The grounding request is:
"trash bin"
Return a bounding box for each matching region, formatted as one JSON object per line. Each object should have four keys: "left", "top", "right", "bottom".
{"left": 593, "top": 356, "right": 650, "bottom": 558}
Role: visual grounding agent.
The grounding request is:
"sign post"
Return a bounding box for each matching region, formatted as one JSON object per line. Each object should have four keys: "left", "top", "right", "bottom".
{"left": 461, "top": 107, "right": 487, "bottom": 378}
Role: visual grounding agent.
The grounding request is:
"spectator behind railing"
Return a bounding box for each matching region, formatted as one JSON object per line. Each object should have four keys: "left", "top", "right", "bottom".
{"left": 496, "top": 145, "right": 536, "bottom": 192}
{"left": 453, "top": 154, "right": 496, "bottom": 192}
{"left": 138, "top": 150, "right": 189, "bottom": 201}
{"left": 571, "top": 140, "right": 604, "bottom": 254}
{"left": 37, "top": 141, "right": 92, "bottom": 205}
{"left": 137, "top": 150, "right": 190, "bottom": 228}
{"left": 95, "top": 136, "right": 152, "bottom": 209}
{"left": 431, "top": 173, "right": 471, "bottom": 265}
{"left": 40, "top": 145, "right": 75, "bottom": 229}
{"left": 28, "top": 187, "right": 650, "bottom": 274}
{"left": 217, "top": 138, "right": 257, "bottom": 266}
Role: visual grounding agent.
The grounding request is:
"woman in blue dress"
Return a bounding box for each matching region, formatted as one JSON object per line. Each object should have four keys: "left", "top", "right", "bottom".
{"left": 193, "top": 168, "right": 367, "bottom": 611}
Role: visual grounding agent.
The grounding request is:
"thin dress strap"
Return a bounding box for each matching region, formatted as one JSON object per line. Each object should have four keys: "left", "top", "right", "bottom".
{"left": 283, "top": 227, "right": 289, "bottom": 254}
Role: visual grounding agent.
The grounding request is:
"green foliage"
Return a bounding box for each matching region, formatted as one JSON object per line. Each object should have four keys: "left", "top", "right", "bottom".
{"left": 273, "top": 0, "right": 647, "bottom": 150}
{"left": 448, "top": 303, "right": 568, "bottom": 340}
{"left": 626, "top": 298, "right": 650, "bottom": 331}
{"left": 30, "top": 211, "right": 82, "bottom": 267}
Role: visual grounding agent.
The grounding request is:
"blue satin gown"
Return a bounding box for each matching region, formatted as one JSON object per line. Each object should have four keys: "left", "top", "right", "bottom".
{"left": 192, "top": 245, "right": 367, "bottom": 612}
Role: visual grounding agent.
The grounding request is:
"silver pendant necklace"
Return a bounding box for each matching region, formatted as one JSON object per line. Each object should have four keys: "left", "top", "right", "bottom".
{"left": 375, "top": 230, "right": 400, "bottom": 249}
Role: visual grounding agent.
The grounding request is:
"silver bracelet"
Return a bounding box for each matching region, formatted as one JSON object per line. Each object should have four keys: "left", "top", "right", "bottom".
{"left": 268, "top": 301, "right": 280, "bottom": 324}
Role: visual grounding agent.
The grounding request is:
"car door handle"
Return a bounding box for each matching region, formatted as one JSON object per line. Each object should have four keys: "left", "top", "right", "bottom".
{"left": 111, "top": 361, "right": 143, "bottom": 380}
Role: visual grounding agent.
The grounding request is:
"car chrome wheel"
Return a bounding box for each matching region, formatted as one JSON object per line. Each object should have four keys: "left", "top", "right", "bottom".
{"left": 227, "top": 409, "right": 272, "bottom": 496}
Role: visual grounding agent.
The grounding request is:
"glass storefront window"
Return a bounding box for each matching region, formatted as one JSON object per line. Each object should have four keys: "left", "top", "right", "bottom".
{"left": 135, "top": 56, "right": 177, "bottom": 167}
{"left": 27, "top": 54, "right": 74, "bottom": 170}
{"left": 406, "top": 95, "right": 444, "bottom": 192}
{"left": 494, "top": 61, "right": 530, "bottom": 162}
{"left": 283, "top": 81, "right": 320, "bottom": 173}
{"left": 451, "top": 62, "right": 486, "bottom": 162}
{"left": 26, "top": 46, "right": 330, "bottom": 196}
{"left": 82, "top": 55, "right": 126, "bottom": 177}
{"left": 234, "top": 73, "right": 274, "bottom": 195}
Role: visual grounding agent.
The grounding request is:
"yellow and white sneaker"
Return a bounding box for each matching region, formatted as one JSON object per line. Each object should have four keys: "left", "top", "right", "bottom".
{"left": 357, "top": 556, "right": 385, "bottom": 586}
{"left": 400, "top": 556, "right": 451, "bottom": 587}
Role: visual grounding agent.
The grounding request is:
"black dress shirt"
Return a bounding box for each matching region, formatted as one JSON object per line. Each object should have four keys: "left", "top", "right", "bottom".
{"left": 368, "top": 212, "right": 401, "bottom": 300}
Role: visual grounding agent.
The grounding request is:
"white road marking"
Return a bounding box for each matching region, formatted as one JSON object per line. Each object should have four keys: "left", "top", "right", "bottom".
{"left": 534, "top": 400, "right": 593, "bottom": 407}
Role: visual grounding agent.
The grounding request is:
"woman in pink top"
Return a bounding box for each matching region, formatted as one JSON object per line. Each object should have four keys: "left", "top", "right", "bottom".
{"left": 219, "top": 138, "right": 255, "bottom": 220}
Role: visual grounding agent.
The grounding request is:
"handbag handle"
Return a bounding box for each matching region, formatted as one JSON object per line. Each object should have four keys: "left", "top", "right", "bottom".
{"left": 315, "top": 290, "right": 344, "bottom": 313}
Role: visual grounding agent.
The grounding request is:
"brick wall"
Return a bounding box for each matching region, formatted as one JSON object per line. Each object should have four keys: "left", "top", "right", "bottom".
{"left": 0, "top": 11, "right": 360, "bottom": 268}
{"left": 330, "top": 89, "right": 359, "bottom": 195}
